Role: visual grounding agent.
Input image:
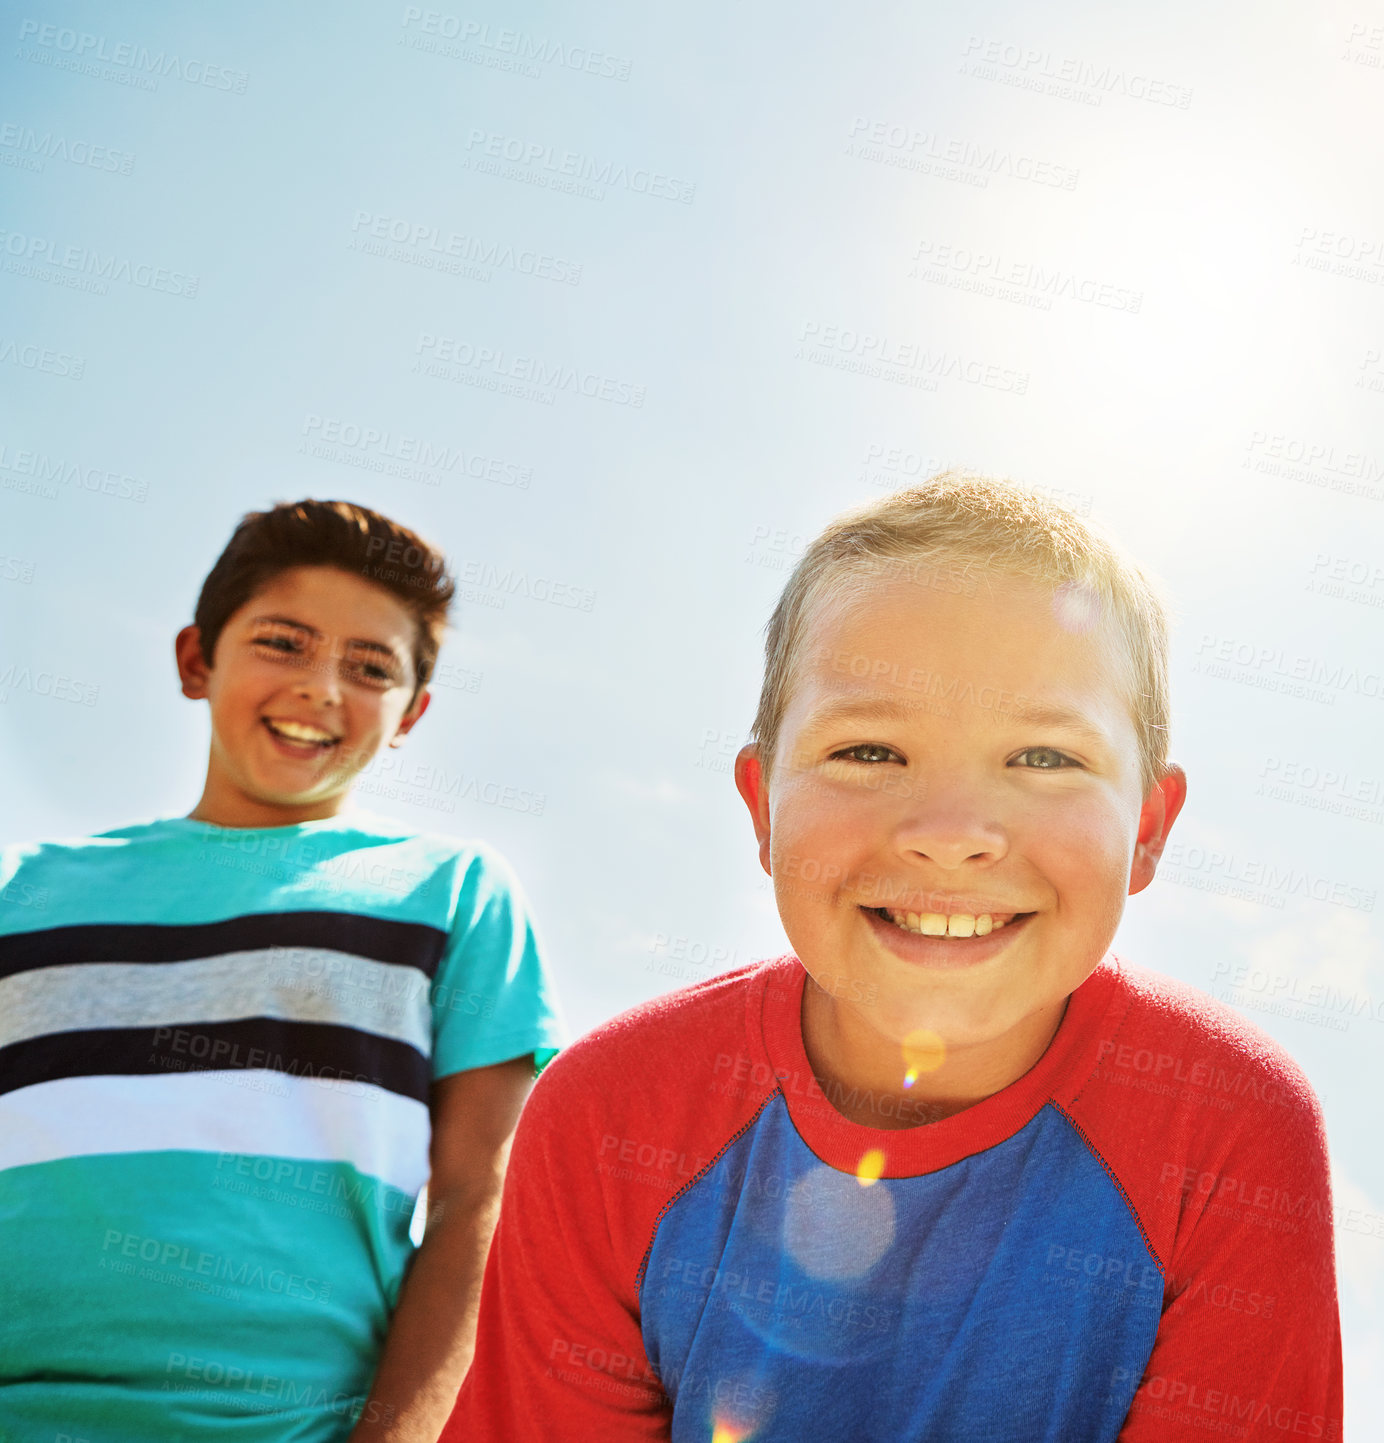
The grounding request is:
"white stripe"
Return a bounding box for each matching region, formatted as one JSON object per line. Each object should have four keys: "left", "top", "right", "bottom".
{"left": 0, "top": 1072, "right": 431, "bottom": 1196}
{"left": 0, "top": 949, "right": 433, "bottom": 1052}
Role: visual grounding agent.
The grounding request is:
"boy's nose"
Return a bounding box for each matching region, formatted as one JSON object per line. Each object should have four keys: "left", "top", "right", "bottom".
{"left": 894, "top": 782, "right": 1007, "bottom": 868}
{"left": 292, "top": 667, "right": 343, "bottom": 706}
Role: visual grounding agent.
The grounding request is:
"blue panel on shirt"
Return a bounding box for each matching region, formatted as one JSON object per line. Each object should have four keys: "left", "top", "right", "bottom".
{"left": 640, "top": 1097, "right": 1160, "bottom": 1443}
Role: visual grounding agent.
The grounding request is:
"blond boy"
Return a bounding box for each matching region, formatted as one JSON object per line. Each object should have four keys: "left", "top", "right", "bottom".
{"left": 444, "top": 474, "right": 1340, "bottom": 1442}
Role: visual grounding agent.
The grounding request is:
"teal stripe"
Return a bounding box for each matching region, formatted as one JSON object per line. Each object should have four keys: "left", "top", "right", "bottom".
{"left": 0, "top": 813, "right": 477, "bottom": 934}
{"left": 0, "top": 1151, "right": 418, "bottom": 1442}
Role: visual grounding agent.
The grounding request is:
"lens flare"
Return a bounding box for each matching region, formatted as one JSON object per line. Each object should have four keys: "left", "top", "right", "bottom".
{"left": 1052, "top": 578, "right": 1104, "bottom": 634}
{"left": 901, "top": 1029, "right": 945, "bottom": 1076}
{"left": 855, "top": 1147, "right": 885, "bottom": 1187}
{"left": 783, "top": 1162, "right": 896, "bottom": 1281}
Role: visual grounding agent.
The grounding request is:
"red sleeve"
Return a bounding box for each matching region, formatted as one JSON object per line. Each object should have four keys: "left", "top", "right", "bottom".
{"left": 439, "top": 966, "right": 765, "bottom": 1442}
{"left": 1069, "top": 967, "right": 1343, "bottom": 1441}
{"left": 438, "top": 1055, "right": 671, "bottom": 1440}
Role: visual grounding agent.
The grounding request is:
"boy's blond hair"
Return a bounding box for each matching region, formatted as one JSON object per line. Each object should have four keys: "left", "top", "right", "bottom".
{"left": 750, "top": 471, "right": 1175, "bottom": 798}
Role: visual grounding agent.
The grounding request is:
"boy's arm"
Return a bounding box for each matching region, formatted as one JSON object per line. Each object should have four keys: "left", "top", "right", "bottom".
{"left": 347, "top": 1055, "right": 536, "bottom": 1443}
{"left": 438, "top": 1056, "right": 673, "bottom": 1442}
{"left": 1115, "top": 1084, "right": 1343, "bottom": 1441}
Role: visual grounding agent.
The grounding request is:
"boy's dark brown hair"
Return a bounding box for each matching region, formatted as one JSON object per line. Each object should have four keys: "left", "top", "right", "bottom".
{"left": 193, "top": 499, "right": 456, "bottom": 704}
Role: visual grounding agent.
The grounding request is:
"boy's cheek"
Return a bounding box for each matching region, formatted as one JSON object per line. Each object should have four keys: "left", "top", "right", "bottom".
{"left": 769, "top": 829, "right": 853, "bottom": 903}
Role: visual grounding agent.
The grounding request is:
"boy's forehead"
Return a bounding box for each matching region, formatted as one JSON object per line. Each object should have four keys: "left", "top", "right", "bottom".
{"left": 245, "top": 566, "right": 403, "bottom": 618}
{"left": 787, "top": 572, "right": 1138, "bottom": 738}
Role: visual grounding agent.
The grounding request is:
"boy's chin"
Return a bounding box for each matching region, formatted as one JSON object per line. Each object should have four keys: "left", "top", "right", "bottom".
{"left": 806, "top": 961, "right": 1042, "bottom": 1046}
{"left": 241, "top": 773, "right": 351, "bottom": 811}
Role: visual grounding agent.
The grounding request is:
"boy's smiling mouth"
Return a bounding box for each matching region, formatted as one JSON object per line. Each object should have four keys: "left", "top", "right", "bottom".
{"left": 262, "top": 717, "right": 341, "bottom": 752}
{"left": 860, "top": 904, "right": 1038, "bottom": 964}
{"left": 871, "top": 906, "right": 1026, "bottom": 937}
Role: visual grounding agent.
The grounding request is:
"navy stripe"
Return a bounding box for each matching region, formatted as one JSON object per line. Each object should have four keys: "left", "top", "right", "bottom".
{"left": 0, "top": 912, "right": 448, "bottom": 984}
{"left": 0, "top": 1017, "right": 430, "bottom": 1102}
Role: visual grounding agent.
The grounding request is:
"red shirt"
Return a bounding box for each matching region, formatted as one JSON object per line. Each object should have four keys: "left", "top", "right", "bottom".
{"left": 444, "top": 955, "right": 1343, "bottom": 1441}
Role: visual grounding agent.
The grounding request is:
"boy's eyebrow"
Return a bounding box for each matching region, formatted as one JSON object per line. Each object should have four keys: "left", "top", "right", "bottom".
{"left": 802, "top": 691, "right": 1113, "bottom": 747}
{"left": 250, "top": 614, "right": 403, "bottom": 660}
{"left": 992, "top": 698, "right": 1112, "bottom": 747}
{"left": 800, "top": 694, "right": 921, "bottom": 729}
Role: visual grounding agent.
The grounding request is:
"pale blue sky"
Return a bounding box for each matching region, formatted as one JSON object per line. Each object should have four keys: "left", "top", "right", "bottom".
{"left": 3, "top": 0, "right": 1382, "bottom": 1419}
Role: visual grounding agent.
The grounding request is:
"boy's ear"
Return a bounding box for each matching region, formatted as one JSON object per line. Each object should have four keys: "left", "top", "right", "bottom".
{"left": 387, "top": 688, "right": 431, "bottom": 747}
{"left": 734, "top": 745, "right": 772, "bottom": 876}
{"left": 174, "top": 625, "right": 212, "bottom": 700}
{"left": 1128, "top": 762, "right": 1188, "bottom": 896}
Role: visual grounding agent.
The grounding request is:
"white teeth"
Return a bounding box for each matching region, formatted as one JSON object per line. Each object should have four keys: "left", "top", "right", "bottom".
{"left": 266, "top": 719, "right": 335, "bottom": 744}
{"left": 879, "top": 908, "right": 1020, "bottom": 937}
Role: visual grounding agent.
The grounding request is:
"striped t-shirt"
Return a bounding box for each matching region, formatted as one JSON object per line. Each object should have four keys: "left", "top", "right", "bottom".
{"left": 0, "top": 810, "right": 565, "bottom": 1442}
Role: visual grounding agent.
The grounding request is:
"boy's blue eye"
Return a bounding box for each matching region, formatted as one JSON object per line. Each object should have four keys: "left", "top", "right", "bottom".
{"left": 255, "top": 635, "right": 300, "bottom": 653}
{"left": 1015, "top": 747, "right": 1074, "bottom": 770}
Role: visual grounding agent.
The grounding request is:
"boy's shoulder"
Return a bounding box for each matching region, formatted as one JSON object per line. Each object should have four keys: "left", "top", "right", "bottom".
{"left": 525, "top": 957, "right": 781, "bottom": 1123}
{"left": 1, "top": 809, "right": 503, "bottom": 867}
{"left": 1090, "top": 956, "right": 1322, "bottom": 1117}
{"left": 1068, "top": 958, "right": 1335, "bottom": 1313}
{"left": 527, "top": 952, "right": 1328, "bottom": 1132}
{"left": 0, "top": 810, "right": 528, "bottom": 935}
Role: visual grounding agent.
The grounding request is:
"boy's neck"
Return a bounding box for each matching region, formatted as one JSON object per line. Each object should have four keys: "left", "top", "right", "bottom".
{"left": 799, "top": 978, "right": 1068, "bottom": 1130}
{"left": 187, "top": 778, "right": 355, "bottom": 830}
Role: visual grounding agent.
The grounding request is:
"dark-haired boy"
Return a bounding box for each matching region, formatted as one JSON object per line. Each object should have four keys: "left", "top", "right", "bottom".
{"left": 0, "top": 500, "right": 564, "bottom": 1441}
{"left": 445, "top": 474, "right": 1340, "bottom": 1442}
